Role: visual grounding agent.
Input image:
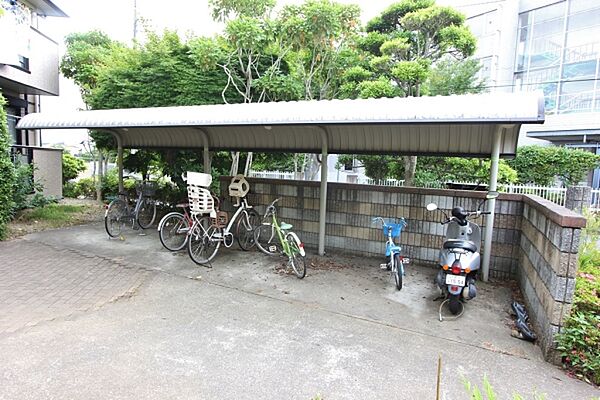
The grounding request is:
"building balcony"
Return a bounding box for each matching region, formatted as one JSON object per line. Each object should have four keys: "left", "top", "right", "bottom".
{"left": 0, "top": 26, "right": 60, "bottom": 96}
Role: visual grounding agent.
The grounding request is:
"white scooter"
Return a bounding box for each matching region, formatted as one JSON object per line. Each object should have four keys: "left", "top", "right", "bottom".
{"left": 426, "top": 191, "right": 499, "bottom": 316}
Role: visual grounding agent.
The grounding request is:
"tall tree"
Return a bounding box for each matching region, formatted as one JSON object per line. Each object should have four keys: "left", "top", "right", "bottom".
{"left": 346, "top": 0, "right": 478, "bottom": 185}
{"left": 61, "top": 31, "right": 127, "bottom": 201}
{"left": 278, "top": 0, "right": 362, "bottom": 179}
{"left": 201, "top": 0, "right": 300, "bottom": 175}
{"left": 423, "top": 57, "right": 485, "bottom": 96}
{"left": 61, "top": 31, "right": 124, "bottom": 105}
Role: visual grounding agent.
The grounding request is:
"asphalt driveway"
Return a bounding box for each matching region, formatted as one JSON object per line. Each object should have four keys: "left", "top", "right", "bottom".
{"left": 0, "top": 222, "right": 597, "bottom": 400}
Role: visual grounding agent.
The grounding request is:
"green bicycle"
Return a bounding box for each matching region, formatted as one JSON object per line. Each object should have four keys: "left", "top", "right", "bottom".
{"left": 254, "top": 198, "right": 307, "bottom": 279}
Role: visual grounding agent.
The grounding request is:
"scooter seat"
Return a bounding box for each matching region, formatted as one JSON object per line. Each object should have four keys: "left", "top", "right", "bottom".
{"left": 443, "top": 239, "right": 477, "bottom": 253}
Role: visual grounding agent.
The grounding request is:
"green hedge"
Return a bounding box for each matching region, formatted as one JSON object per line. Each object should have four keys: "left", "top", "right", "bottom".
{"left": 0, "top": 93, "right": 16, "bottom": 239}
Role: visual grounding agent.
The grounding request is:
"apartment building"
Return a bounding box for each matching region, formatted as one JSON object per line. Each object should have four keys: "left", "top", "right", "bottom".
{"left": 460, "top": 0, "right": 600, "bottom": 186}
{"left": 0, "top": 0, "right": 67, "bottom": 197}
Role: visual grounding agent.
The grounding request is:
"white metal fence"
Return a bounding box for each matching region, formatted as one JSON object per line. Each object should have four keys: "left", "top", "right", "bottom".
{"left": 249, "top": 170, "right": 295, "bottom": 180}
{"left": 358, "top": 177, "right": 405, "bottom": 187}
{"left": 499, "top": 183, "right": 566, "bottom": 207}
{"left": 591, "top": 189, "right": 600, "bottom": 210}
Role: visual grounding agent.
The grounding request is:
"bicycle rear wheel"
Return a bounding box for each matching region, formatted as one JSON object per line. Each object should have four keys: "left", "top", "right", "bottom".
{"left": 236, "top": 209, "right": 259, "bottom": 251}
{"left": 105, "top": 199, "right": 127, "bottom": 238}
{"left": 286, "top": 232, "right": 306, "bottom": 279}
{"left": 159, "top": 212, "right": 189, "bottom": 251}
{"left": 254, "top": 223, "right": 281, "bottom": 255}
{"left": 136, "top": 198, "right": 156, "bottom": 229}
{"left": 188, "top": 216, "right": 221, "bottom": 265}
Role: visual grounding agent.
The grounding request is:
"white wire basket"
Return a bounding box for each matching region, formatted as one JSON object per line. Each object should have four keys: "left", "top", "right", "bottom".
{"left": 136, "top": 182, "right": 157, "bottom": 197}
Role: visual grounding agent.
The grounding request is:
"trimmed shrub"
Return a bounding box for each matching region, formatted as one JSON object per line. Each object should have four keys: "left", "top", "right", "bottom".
{"left": 62, "top": 152, "right": 86, "bottom": 183}
{"left": 12, "top": 161, "right": 38, "bottom": 211}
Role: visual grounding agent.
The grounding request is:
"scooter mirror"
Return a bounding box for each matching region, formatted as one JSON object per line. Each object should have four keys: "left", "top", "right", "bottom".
{"left": 486, "top": 191, "right": 499, "bottom": 200}
{"left": 426, "top": 203, "right": 438, "bottom": 212}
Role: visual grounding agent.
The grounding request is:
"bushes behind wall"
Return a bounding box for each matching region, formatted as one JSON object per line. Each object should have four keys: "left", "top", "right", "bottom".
{"left": 0, "top": 93, "right": 16, "bottom": 239}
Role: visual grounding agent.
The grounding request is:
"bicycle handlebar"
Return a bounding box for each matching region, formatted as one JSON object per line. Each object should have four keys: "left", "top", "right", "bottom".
{"left": 263, "top": 198, "right": 280, "bottom": 219}
{"left": 371, "top": 217, "right": 386, "bottom": 226}
{"left": 440, "top": 210, "right": 491, "bottom": 225}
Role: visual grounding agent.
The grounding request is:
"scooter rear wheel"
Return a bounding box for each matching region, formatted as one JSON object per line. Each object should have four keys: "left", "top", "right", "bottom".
{"left": 448, "top": 294, "right": 462, "bottom": 315}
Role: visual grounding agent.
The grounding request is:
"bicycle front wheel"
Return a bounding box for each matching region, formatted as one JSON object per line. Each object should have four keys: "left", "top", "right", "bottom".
{"left": 236, "top": 209, "right": 259, "bottom": 251}
{"left": 188, "top": 216, "right": 221, "bottom": 265}
{"left": 254, "top": 223, "right": 281, "bottom": 256}
{"left": 105, "top": 199, "right": 127, "bottom": 238}
{"left": 159, "top": 212, "right": 189, "bottom": 251}
{"left": 136, "top": 198, "right": 156, "bottom": 229}
{"left": 286, "top": 232, "right": 306, "bottom": 279}
{"left": 393, "top": 253, "right": 403, "bottom": 290}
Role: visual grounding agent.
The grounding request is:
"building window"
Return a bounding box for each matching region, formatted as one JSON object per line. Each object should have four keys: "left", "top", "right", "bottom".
{"left": 6, "top": 112, "right": 19, "bottom": 145}
{"left": 513, "top": 0, "right": 600, "bottom": 114}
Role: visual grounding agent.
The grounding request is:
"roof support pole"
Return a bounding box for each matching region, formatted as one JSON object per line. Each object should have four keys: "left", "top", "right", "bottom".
{"left": 481, "top": 125, "right": 509, "bottom": 282}
{"left": 197, "top": 129, "right": 211, "bottom": 173}
{"left": 107, "top": 130, "right": 124, "bottom": 194}
{"left": 318, "top": 127, "right": 328, "bottom": 256}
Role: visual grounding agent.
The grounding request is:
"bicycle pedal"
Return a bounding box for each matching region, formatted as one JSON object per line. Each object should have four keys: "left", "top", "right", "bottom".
{"left": 379, "top": 263, "right": 388, "bottom": 270}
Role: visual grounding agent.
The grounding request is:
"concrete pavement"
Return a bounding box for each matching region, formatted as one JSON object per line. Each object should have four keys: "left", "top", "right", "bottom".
{"left": 0, "top": 222, "right": 597, "bottom": 399}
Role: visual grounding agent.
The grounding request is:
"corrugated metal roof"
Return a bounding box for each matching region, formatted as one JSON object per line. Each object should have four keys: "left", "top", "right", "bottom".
{"left": 17, "top": 92, "right": 545, "bottom": 157}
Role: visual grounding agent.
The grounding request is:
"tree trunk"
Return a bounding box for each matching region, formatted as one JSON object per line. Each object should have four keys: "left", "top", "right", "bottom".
{"left": 403, "top": 155, "right": 418, "bottom": 186}
{"left": 304, "top": 154, "right": 321, "bottom": 181}
{"left": 244, "top": 152, "right": 253, "bottom": 176}
{"left": 104, "top": 153, "right": 109, "bottom": 175}
{"left": 230, "top": 152, "right": 240, "bottom": 176}
{"left": 96, "top": 151, "right": 104, "bottom": 203}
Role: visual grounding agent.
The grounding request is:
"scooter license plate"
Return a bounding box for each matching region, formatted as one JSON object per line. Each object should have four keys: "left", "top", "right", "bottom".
{"left": 445, "top": 274, "right": 466, "bottom": 287}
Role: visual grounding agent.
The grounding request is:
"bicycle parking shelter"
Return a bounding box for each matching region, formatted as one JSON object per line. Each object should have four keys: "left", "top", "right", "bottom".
{"left": 17, "top": 92, "right": 545, "bottom": 281}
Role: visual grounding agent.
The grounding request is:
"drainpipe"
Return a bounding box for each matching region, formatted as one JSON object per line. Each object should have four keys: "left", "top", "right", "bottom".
{"left": 197, "top": 128, "right": 211, "bottom": 173}
{"left": 317, "top": 127, "right": 328, "bottom": 256}
{"left": 481, "top": 125, "right": 510, "bottom": 282}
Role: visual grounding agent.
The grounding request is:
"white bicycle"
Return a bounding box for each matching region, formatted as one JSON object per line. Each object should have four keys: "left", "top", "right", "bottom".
{"left": 187, "top": 174, "right": 259, "bottom": 265}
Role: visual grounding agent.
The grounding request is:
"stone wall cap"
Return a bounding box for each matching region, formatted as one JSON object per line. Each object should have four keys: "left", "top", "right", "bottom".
{"left": 235, "top": 177, "right": 522, "bottom": 201}
{"left": 523, "top": 195, "right": 586, "bottom": 228}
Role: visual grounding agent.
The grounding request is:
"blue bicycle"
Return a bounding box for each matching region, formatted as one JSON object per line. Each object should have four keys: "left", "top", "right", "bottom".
{"left": 372, "top": 217, "right": 408, "bottom": 290}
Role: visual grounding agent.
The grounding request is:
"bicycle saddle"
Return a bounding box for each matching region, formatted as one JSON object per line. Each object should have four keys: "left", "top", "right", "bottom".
{"left": 280, "top": 222, "right": 293, "bottom": 230}
{"left": 443, "top": 239, "right": 477, "bottom": 253}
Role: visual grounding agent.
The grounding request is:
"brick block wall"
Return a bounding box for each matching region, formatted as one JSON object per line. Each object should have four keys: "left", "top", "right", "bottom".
{"left": 221, "top": 177, "right": 523, "bottom": 280}
{"left": 517, "top": 195, "right": 585, "bottom": 361}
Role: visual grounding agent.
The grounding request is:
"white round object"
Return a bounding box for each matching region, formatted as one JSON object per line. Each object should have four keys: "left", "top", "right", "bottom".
{"left": 229, "top": 174, "right": 250, "bottom": 198}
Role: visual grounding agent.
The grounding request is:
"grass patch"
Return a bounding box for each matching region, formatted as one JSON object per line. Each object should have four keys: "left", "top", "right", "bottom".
{"left": 17, "top": 204, "right": 85, "bottom": 223}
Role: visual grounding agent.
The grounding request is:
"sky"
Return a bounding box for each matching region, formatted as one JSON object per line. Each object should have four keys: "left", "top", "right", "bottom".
{"left": 38, "top": 0, "right": 477, "bottom": 149}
